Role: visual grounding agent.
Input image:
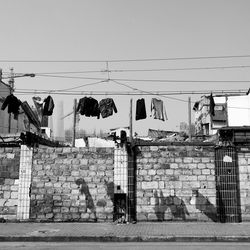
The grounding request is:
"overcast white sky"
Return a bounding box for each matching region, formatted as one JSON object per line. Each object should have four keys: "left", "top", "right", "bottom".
{"left": 1, "top": 0, "right": 250, "bottom": 136}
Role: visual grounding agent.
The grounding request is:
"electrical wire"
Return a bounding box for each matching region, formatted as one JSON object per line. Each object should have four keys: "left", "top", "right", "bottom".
{"left": 32, "top": 74, "right": 250, "bottom": 83}
{"left": 111, "top": 80, "right": 188, "bottom": 103}
{"left": 9, "top": 64, "right": 250, "bottom": 76}
{"left": 14, "top": 88, "right": 248, "bottom": 96}
{"left": 50, "top": 80, "right": 106, "bottom": 92}
{"left": 2, "top": 54, "right": 250, "bottom": 63}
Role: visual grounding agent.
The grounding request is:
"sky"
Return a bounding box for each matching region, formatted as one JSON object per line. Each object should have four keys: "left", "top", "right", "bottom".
{"left": 1, "top": 0, "right": 250, "bottom": 136}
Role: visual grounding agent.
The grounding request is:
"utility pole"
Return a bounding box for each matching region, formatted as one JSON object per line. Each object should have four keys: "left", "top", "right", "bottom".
{"left": 129, "top": 98, "right": 133, "bottom": 142}
{"left": 188, "top": 97, "right": 192, "bottom": 141}
{"left": 8, "top": 68, "right": 15, "bottom": 133}
{"left": 72, "top": 99, "right": 77, "bottom": 147}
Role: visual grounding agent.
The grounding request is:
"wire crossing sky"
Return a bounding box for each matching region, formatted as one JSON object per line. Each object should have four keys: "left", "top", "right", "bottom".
{"left": 1, "top": 0, "right": 250, "bottom": 136}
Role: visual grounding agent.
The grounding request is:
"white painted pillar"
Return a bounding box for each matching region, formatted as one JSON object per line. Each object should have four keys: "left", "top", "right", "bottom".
{"left": 17, "top": 145, "right": 33, "bottom": 220}
{"left": 114, "top": 145, "right": 128, "bottom": 194}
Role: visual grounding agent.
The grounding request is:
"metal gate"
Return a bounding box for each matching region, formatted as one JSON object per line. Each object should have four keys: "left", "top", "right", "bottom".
{"left": 215, "top": 147, "right": 241, "bottom": 222}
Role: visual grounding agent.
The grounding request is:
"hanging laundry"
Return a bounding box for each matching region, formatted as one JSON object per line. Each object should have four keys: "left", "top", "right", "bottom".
{"left": 151, "top": 98, "right": 168, "bottom": 121}
{"left": 1, "top": 94, "right": 21, "bottom": 116}
{"left": 99, "top": 98, "right": 117, "bottom": 118}
{"left": 209, "top": 93, "right": 215, "bottom": 116}
{"left": 21, "top": 101, "right": 41, "bottom": 129}
{"left": 193, "top": 101, "right": 200, "bottom": 111}
{"left": 43, "top": 95, "right": 54, "bottom": 116}
{"left": 136, "top": 98, "right": 147, "bottom": 120}
{"left": 77, "top": 97, "right": 100, "bottom": 118}
{"left": 32, "top": 96, "right": 43, "bottom": 121}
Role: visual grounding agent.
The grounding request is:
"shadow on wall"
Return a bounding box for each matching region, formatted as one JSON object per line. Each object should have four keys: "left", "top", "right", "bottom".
{"left": 192, "top": 189, "right": 218, "bottom": 222}
{"left": 104, "top": 180, "right": 114, "bottom": 205}
{"left": 75, "top": 178, "right": 97, "bottom": 221}
{"left": 154, "top": 190, "right": 189, "bottom": 221}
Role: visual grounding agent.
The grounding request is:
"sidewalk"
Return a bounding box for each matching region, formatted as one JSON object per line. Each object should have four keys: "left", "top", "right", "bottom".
{"left": 1, "top": 222, "right": 250, "bottom": 242}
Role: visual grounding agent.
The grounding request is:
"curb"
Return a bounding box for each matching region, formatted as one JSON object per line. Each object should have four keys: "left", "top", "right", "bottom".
{"left": 0, "top": 235, "right": 250, "bottom": 242}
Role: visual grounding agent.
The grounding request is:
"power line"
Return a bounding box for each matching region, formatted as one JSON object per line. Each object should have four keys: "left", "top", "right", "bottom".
{"left": 10, "top": 64, "right": 250, "bottom": 76}
{"left": 2, "top": 54, "right": 250, "bottom": 63}
{"left": 33, "top": 74, "right": 250, "bottom": 83}
{"left": 14, "top": 89, "right": 248, "bottom": 96}
{"left": 111, "top": 80, "right": 189, "bottom": 103}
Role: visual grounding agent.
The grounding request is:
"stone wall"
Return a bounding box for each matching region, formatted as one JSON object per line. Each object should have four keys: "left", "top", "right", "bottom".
{"left": 0, "top": 147, "right": 20, "bottom": 220}
{"left": 237, "top": 147, "right": 250, "bottom": 221}
{"left": 30, "top": 147, "right": 114, "bottom": 222}
{"left": 136, "top": 145, "right": 216, "bottom": 222}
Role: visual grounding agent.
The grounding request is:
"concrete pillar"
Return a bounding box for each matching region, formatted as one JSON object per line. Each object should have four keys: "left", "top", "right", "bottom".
{"left": 17, "top": 145, "right": 33, "bottom": 220}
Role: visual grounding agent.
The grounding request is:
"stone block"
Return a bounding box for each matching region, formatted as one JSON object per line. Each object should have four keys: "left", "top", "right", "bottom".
{"left": 10, "top": 192, "right": 18, "bottom": 199}
{"left": 170, "top": 163, "right": 179, "bottom": 169}
{"left": 152, "top": 175, "right": 161, "bottom": 181}
{"left": 150, "top": 146, "right": 159, "bottom": 151}
{"left": 81, "top": 213, "right": 90, "bottom": 219}
{"left": 193, "top": 158, "right": 201, "bottom": 163}
{"left": 148, "top": 213, "right": 158, "bottom": 221}
{"left": 202, "top": 169, "right": 210, "bottom": 175}
{"left": 201, "top": 158, "right": 210, "bottom": 163}
{"left": 143, "top": 176, "right": 152, "bottom": 181}
{"left": 239, "top": 158, "right": 248, "bottom": 166}
{"left": 175, "top": 158, "right": 182, "bottom": 163}
{"left": 183, "top": 158, "right": 193, "bottom": 163}
{"left": 198, "top": 163, "right": 206, "bottom": 169}
{"left": 148, "top": 169, "right": 156, "bottom": 175}
{"left": 3, "top": 191, "right": 10, "bottom": 199}
{"left": 159, "top": 181, "right": 165, "bottom": 189}
{"left": 4, "top": 179, "right": 14, "bottom": 185}
{"left": 53, "top": 195, "right": 61, "bottom": 201}
{"left": 193, "top": 169, "right": 201, "bottom": 175}
{"left": 141, "top": 181, "right": 158, "bottom": 190}
{"left": 137, "top": 213, "right": 147, "bottom": 221}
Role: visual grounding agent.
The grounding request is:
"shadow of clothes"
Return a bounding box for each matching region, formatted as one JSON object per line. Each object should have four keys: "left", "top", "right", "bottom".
{"left": 154, "top": 190, "right": 189, "bottom": 221}
{"left": 75, "top": 178, "right": 96, "bottom": 221}
{"left": 192, "top": 189, "right": 218, "bottom": 222}
{"left": 104, "top": 180, "right": 114, "bottom": 205}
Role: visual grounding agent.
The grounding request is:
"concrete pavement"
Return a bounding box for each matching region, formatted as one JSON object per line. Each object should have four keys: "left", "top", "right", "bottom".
{"left": 0, "top": 222, "right": 250, "bottom": 242}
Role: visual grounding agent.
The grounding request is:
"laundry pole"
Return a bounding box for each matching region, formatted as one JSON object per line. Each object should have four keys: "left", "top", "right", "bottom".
{"left": 188, "top": 97, "right": 192, "bottom": 141}
{"left": 72, "top": 99, "right": 77, "bottom": 147}
{"left": 129, "top": 98, "right": 133, "bottom": 142}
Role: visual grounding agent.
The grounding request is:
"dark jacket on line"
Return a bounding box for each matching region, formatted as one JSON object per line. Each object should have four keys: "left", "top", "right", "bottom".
{"left": 77, "top": 97, "right": 100, "bottom": 118}
{"left": 99, "top": 98, "right": 117, "bottom": 118}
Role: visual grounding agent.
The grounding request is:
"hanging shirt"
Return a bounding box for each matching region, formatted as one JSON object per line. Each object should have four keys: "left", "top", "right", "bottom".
{"left": 136, "top": 98, "right": 147, "bottom": 120}
{"left": 43, "top": 95, "right": 54, "bottom": 116}
{"left": 151, "top": 98, "right": 168, "bottom": 121}
{"left": 32, "top": 96, "right": 43, "bottom": 121}
{"left": 209, "top": 93, "right": 215, "bottom": 116}
{"left": 99, "top": 98, "right": 117, "bottom": 118}
{"left": 77, "top": 97, "right": 100, "bottom": 118}
{"left": 1, "top": 94, "right": 21, "bottom": 115}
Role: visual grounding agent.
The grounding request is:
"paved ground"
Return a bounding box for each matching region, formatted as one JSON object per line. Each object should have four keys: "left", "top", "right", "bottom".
{"left": 1, "top": 222, "right": 250, "bottom": 242}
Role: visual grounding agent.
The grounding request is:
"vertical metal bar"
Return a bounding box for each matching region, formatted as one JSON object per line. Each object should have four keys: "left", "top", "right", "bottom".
{"left": 129, "top": 98, "right": 133, "bottom": 142}
{"left": 72, "top": 99, "right": 77, "bottom": 147}
{"left": 188, "top": 97, "right": 192, "bottom": 141}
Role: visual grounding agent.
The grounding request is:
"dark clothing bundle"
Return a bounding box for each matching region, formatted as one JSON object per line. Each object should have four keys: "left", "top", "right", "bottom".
{"left": 136, "top": 98, "right": 147, "bottom": 120}
{"left": 43, "top": 95, "right": 54, "bottom": 116}
{"left": 1, "top": 94, "right": 21, "bottom": 118}
{"left": 77, "top": 97, "right": 100, "bottom": 118}
{"left": 77, "top": 97, "right": 118, "bottom": 119}
{"left": 99, "top": 98, "right": 117, "bottom": 118}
